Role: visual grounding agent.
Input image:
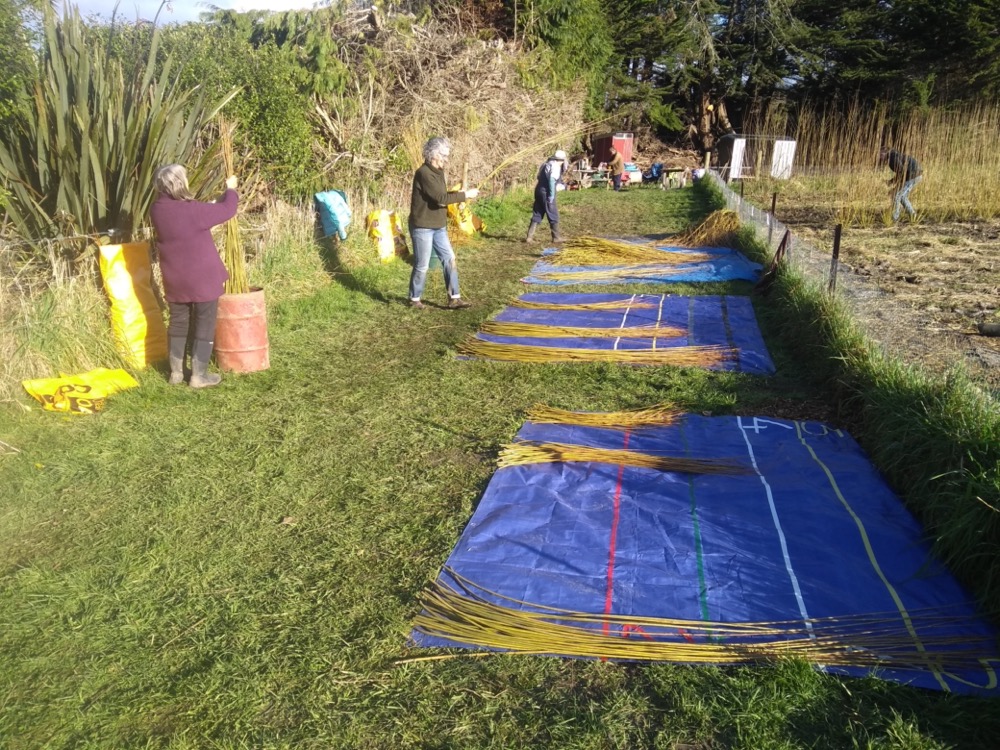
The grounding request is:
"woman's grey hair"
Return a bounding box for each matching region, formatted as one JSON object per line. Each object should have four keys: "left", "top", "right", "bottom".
{"left": 154, "top": 164, "right": 194, "bottom": 200}
{"left": 423, "top": 137, "right": 451, "bottom": 164}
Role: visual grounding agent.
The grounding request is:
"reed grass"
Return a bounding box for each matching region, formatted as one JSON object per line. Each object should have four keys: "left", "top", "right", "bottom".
{"left": 479, "top": 321, "right": 685, "bottom": 339}
{"left": 458, "top": 337, "right": 733, "bottom": 367}
{"left": 525, "top": 402, "right": 683, "bottom": 428}
{"left": 497, "top": 440, "right": 749, "bottom": 475}
{"left": 743, "top": 99, "right": 1000, "bottom": 224}
{"left": 670, "top": 210, "right": 741, "bottom": 247}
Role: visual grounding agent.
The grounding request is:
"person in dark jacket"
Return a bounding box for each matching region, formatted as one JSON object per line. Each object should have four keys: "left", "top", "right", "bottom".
{"left": 408, "top": 136, "right": 479, "bottom": 310}
{"left": 150, "top": 165, "right": 238, "bottom": 388}
{"left": 879, "top": 147, "right": 923, "bottom": 222}
{"left": 525, "top": 149, "right": 567, "bottom": 244}
{"left": 608, "top": 146, "right": 625, "bottom": 191}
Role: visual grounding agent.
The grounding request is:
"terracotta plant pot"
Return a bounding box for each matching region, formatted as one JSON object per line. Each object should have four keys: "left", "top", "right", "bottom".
{"left": 215, "top": 287, "right": 270, "bottom": 372}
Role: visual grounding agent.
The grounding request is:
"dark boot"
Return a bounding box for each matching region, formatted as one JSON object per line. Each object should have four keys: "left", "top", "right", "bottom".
{"left": 524, "top": 221, "right": 540, "bottom": 243}
{"left": 168, "top": 336, "right": 187, "bottom": 385}
{"left": 189, "top": 339, "right": 222, "bottom": 389}
{"left": 551, "top": 222, "right": 564, "bottom": 243}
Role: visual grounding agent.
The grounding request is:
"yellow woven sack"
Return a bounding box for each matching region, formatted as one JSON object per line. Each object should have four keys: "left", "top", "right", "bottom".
{"left": 22, "top": 368, "right": 139, "bottom": 414}
{"left": 365, "top": 210, "right": 396, "bottom": 263}
{"left": 98, "top": 242, "right": 167, "bottom": 367}
{"left": 390, "top": 211, "right": 410, "bottom": 259}
{"left": 447, "top": 184, "right": 486, "bottom": 236}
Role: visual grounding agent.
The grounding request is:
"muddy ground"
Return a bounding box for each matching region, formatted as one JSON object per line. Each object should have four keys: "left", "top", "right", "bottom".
{"left": 774, "top": 206, "right": 1000, "bottom": 394}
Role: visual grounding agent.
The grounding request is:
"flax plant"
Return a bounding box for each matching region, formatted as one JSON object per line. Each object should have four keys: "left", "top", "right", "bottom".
{"left": 0, "top": 6, "right": 237, "bottom": 252}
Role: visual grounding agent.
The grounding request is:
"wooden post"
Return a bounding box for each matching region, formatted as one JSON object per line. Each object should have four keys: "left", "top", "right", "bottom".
{"left": 829, "top": 224, "right": 842, "bottom": 294}
{"left": 739, "top": 180, "right": 744, "bottom": 199}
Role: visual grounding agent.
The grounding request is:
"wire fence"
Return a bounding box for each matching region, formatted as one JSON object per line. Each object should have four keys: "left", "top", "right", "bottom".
{"left": 707, "top": 171, "right": 984, "bottom": 381}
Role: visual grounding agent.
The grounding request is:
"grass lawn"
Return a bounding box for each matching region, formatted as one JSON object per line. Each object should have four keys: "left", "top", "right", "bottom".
{"left": 2, "top": 185, "right": 998, "bottom": 749}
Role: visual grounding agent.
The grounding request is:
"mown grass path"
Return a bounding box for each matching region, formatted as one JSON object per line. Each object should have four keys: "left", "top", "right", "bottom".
{"left": 2, "top": 187, "right": 997, "bottom": 749}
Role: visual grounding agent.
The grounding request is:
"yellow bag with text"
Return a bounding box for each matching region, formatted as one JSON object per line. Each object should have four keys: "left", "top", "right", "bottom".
{"left": 22, "top": 368, "right": 139, "bottom": 414}
{"left": 365, "top": 210, "right": 396, "bottom": 263}
{"left": 98, "top": 242, "right": 167, "bottom": 367}
{"left": 390, "top": 211, "right": 410, "bottom": 259}
{"left": 447, "top": 184, "right": 486, "bottom": 236}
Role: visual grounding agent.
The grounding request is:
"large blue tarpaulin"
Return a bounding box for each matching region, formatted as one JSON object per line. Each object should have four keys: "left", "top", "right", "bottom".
{"left": 523, "top": 245, "right": 762, "bottom": 284}
{"left": 413, "top": 415, "right": 1000, "bottom": 696}
{"left": 471, "top": 293, "right": 775, "bottom": 375}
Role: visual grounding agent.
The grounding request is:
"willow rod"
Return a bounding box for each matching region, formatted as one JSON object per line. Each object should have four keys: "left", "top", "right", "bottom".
{"left": 510, "top": 299, "right": 659, "bottom": 311}
{"left": 477, "top": 116, "right": 613, "bottom": 187}
{"left": 219, "top": 120, "right": 249, "bottom": 295}
{"left": 413, "top": 577, "right": 996, "bottom": 670}
{"left": 497, "top": 441, "right": 749, "bottom": 475}
{"left": 525, "top": 403, "right": 683, "bottom": 429}
{"left": 531, "top": 265, "right": 688, "bottom": 282}
{"left": 458, "top": 339, "right": 733, "bottom": 367}
{"left": 480, "top": 321, "right": 685, "bottom": 339}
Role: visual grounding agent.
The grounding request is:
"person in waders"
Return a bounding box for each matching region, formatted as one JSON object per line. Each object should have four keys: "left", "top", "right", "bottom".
{"left": 525, "top": 150, "right": 567, "bottom": 244}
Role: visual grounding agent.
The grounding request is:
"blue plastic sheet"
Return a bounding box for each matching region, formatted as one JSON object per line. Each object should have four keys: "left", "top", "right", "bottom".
{"left": 470, "top": 293, "right": 775, "bottom": 375}
{"left": 413, "top": 415, "right": 1000, "bottom": 695}
{"left": 314, "top": 189, "right": 352, "bottom": 241}
{"left": 523, "top": 245, "right": 762, "bottom": 284}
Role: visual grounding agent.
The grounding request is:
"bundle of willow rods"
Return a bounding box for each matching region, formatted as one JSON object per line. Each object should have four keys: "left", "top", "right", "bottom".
{"left": 551, "top": 237, "right": 718, "bottom": 267}
{"left": 220, "top": 122, "right": 249, "bottom": 295}
{"left": 458, "top": 338, "right": 733, "bottom": 367}
{"left": 413, "top": 572, "right": 993, "bottom": 671}
{"left": 480, "top": 321, "right": 685, "bottom": 339}
{"left": 670, "top": 209, "right": 741, "bottom": 248}
{"left": 525, "top": 403, "right": 682, "bottom": 429}
{"left": 510, "top": 298, "right": 658, "bottom": 311}
{"left": 532, "top": 265, "right": 687, "bottom": 283}
{"left": 498, "top": 440, "right": 749, "bottom": 475}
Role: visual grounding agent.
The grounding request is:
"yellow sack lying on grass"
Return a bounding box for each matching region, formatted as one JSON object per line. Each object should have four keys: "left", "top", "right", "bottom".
{"left": 98, "top": 242, "right": 167, "bottom": 368}
{"left": 366, "top": 210, "right": 410, "bottom": 263}
{"left": 22, "top": 368, "right": 139, "bottom": 415}
{"left": 447, "top": 184, "right": 486, "bottom": 236}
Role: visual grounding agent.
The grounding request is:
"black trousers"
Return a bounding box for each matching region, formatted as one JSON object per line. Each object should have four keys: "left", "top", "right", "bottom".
{"left": 167, "top": 299, "right": 219, "bottom": 342}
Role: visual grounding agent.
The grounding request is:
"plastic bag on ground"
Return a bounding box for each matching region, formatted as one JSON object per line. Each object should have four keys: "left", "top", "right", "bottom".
{"left": 22, "top": 368, "right": 139, "bottom": 414}
{"left": 315, "top": 190, "right": 352, "bottom": 241}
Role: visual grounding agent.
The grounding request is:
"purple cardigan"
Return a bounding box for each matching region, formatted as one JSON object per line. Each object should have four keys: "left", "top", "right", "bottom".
{"left": 151, "top": 189, "right": 239, "bottom": 303}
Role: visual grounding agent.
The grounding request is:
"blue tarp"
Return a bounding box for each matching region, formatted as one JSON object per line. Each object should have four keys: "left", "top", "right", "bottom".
{"left": 470, "top": 293, "right": 775, "bottom": 375}
{"left": 413, "top": 415, "right": 1000, "bottom": 696}
{"left": 523, "top": 245, "right": 762, "bottom": 284}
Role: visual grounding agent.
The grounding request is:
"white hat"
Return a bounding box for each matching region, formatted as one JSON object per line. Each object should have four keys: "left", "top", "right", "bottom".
{"left": 554, "top": 150, "right": 567, "bottom": 161}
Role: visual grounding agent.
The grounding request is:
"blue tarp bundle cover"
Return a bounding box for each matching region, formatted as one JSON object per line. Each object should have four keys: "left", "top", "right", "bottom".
{"left": 523, "top": 245, "right": 762, "bottom": 284}
{"left": 471, "top": 293, "right": 774, "bottom": 375}
{"left": 314, "top": 189, "right": 352, "bottom": 241}
{"left": 413, "top": 415, "right": 1000, "bottom": 696}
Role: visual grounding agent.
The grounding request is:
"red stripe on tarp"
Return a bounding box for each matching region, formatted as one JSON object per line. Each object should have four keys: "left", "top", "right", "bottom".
{"left": 603, "top": 429, "right": 631, "bottom": 637}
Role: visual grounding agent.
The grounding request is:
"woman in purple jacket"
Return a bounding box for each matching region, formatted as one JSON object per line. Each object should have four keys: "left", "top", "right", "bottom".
{"left": 150, "top": 165, "right": 238, "bottom": 388}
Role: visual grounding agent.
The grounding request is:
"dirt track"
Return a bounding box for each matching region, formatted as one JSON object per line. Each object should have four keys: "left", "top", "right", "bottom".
{"left": 777, "top": 209, "right": 1000, "bottom": 393}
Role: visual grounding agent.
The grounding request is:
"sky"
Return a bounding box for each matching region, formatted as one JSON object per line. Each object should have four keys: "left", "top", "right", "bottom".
{"left": 72, "top": 0, "right": 324, "bottom": 25}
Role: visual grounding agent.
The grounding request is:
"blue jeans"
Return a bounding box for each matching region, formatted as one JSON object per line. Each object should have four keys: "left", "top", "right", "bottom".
{"left": 409, "top": 226, "right": 460, "bottom": 300}
{"left": 893, "top": 175, "right": 922, "bottom": 220}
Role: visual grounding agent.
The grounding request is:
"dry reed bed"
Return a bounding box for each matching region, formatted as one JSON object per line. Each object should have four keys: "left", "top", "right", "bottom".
{"left": 745, "top": 100, "right": 1000, "bottom": 225}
